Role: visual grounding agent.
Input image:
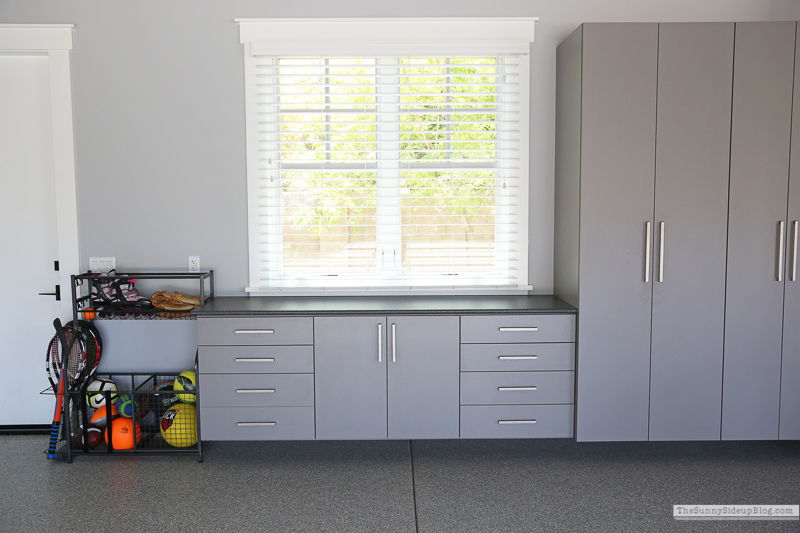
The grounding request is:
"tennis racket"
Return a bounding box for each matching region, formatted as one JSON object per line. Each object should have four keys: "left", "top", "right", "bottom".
{"left": 47, "top": 318, "right": 83, "bottom": 460}
{"left": 67, "top": 320, "right": 103, "bottom": 387}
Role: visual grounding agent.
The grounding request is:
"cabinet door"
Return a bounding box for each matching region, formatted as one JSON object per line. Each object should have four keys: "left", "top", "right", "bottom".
{"left": 723, "top": 22, "right": 796, "bottom": 440}
{"left": 648, "top": 23, "right": 733, "bottom": 440}
{"left": 575, "top": 23, "right": 658, "bottom": 442}
{"left": 386, "top": 316, "right": 459, "bottom": 439}
{"left": 780, "top": 30, "right": 800, "bottom": 440}
{"left": 314, "top": 316, "right": 387, "bottom": 440}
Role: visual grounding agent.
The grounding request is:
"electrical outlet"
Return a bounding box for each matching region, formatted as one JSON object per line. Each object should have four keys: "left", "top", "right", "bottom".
{"left": 189, "top": 256, "right": 200, "bottom": 272}
{"left": 89, "top": 257, "right": 115, "bottom": 272}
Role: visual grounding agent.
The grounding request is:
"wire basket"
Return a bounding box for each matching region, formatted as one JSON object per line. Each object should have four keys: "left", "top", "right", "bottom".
{"left": 63, "top": 372, "right": 202, "bottom": 461}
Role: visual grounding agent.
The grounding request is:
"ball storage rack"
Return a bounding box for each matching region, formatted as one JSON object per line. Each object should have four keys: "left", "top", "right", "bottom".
{"left": 59, "top": 370, "right": 202, "bottom": 462}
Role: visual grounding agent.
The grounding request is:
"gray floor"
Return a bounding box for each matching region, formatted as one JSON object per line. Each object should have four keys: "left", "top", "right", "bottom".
{"left": 0, "top": 436, "right": 798, "bottom": 533}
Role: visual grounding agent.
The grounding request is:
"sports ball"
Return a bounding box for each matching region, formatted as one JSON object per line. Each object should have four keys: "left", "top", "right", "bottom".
{"left": 160, "top": 404, "right": 197, "bottom": 447}
{"left": 106, "top": 417, "right": 141, "bottom": 450}
{"left": 173, "top": 371, "right": 197, "bottom": 404}
{"left": 152, "top": 381, "right": 179, "bottom": 416}
{"left": 86, "top": 379, "right": 118, "bottom": 409}
{"left": 90, "top": 403, "right": 118, "bottom": 428}
{"left": 83, "top": 308, "right": 96, "bottom": 320}
{"left": 77, "top": 426, "right": 103, "bottom": 449}
{"left": 115, "top": 394, "right": 139, "bottom": 418}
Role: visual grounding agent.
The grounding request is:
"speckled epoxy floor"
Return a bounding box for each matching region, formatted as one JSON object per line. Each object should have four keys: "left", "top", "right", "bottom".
{"left": 0, "top": 437, "right": 798, "bottom": 533}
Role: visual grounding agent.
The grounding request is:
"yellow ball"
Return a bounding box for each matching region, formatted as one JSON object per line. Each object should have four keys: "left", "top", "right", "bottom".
{"left": 173, "top": 370, "right": 196, "bottom": 404}
{"left": 160, "top": 404, "right": 197, "bottom": 447}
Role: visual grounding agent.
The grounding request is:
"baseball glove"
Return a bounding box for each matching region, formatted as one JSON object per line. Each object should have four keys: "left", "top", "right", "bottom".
{"left": 150, "top": 291, "right": 202, "bottom": 311}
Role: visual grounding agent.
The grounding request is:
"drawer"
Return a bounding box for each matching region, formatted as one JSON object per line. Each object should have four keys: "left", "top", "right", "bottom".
{"left": 199, "top": 374, "right": 314, "bottom": 407}
{"left": 460, "top": 371, "right": 575, "bottom": 405}
{"left": 198, "top": 346, "right": 314, "bottom": 374}
{"left": 197, "top": 317, "right": 313, "bottom": 346}
{"left": 461, "top": 343, "right": 575, "bottom": 372}
{"left": 201, "top": 407, "right": 315, "bottom": 440}
{"left": 460, "top": 405, "right": 574, "bottom": 439}
{"left": 460, "top": 314, "right": 575, "bottom": 344}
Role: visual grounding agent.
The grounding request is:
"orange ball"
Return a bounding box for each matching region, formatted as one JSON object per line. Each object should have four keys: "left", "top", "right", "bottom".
{"left": 83, "top": 308, "right": 96, "bottom": 320}
{"left": 106, "top": 417, "right": 141, "bottom": 450}
{"left": 90, "top": 403, "right": 118, "bottom": 428}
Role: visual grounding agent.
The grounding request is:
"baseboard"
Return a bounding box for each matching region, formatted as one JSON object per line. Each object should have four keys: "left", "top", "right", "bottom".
{"left": 0, "top": 425, "right": 49, "bottom": 435}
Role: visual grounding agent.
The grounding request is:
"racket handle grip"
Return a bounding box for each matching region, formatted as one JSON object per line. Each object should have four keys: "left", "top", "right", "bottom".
{"left": 47, "top": 424, "right": 59, "bottom": 459}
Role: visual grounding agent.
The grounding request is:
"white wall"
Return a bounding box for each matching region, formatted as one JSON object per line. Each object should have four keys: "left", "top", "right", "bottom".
{"left": 2, "top": 0, "right": 799, "bottom": 295}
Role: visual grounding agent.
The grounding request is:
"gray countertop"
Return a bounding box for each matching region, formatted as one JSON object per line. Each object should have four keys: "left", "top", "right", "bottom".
{"left": 192, "top": 295, "right": 577, "bottom": 317}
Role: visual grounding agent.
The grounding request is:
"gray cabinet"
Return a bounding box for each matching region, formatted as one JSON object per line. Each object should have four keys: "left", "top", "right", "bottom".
{"left": 723, "top": 22, "right": 799, "bottom": 440}
{"left": 314, "top": 315, "right": 460, "bottom": 440}
{"left": 556, "top": 22, "right": 733, "bottom": 441}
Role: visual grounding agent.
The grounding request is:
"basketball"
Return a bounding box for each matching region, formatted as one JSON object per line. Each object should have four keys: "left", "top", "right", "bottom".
{"left": 77, "top": 426, "right": 103, "bottom": 449}
{"left": 115, "top": 394, "right": 139, "bottom": 418}
{"left": 83, "top": 308, "right": 96, "bottom": 320}
{"left": 106, "top": 417, "right": 141, "bottom": 450}
{"left": 90, "top": 403, "right": 118, "bottom": 428}
{"left": 173, "top": 371, "right": 197, "bottom": 404}
{"left": 160, "top": 404, "right": 197, "bottom": 447}
{"left": 86, "top": 379, "right": 118, "bottom": 409}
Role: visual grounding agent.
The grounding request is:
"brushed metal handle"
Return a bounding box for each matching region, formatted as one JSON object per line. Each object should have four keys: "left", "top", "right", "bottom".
{"left": 778, "top": 221, "right": 786, "bottom": 282}
{"left": 236, "top": 389, "right": 275, "bottom": 394}
{"left": 498, "top": 386, "right": 537, "bottom": 391}
{"left": 791, "top": 221, "right": 798, "bottom": 282}
{"left": 237, "top": 422, "right": 276, "bottom": 427}
{"left": 498, "top": 420, "right": 537, "bottom": 425}
{"left": 235, "top": 358, "right": 275, "bottom": 363}
{"left": 644, "top": 221, "right": 652, "bottom": 283}
{"left": 498, "top": 355, "right": 538, "bottom": 360}
{"left": 391, "top": 323, "right": 396, "bottom": 363}
{"left": 235, "top": 329, "right": 275, "bottom": 334}
{"left": 658, "top": 221, "right": 665, "bottom": 283}
{"left": 498, "top": 327, "right": 538, "bottom": 332}
{"left": 377, "top": 323, "right": 382, "bottom": 363}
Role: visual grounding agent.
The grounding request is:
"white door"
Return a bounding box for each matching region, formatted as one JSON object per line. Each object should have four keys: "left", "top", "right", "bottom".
{"left": 0, "top": 26, "right": 78, "bottom": 426}
{"left": 0, "top": 54, "right": 63, "bottom": 424}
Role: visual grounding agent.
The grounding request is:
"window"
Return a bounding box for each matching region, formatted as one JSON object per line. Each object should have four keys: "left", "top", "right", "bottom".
{"left": 238, "top": 18, "right": 536, "bottom": 293}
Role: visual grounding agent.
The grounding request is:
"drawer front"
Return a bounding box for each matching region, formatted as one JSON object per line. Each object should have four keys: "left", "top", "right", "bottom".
{"left": 198, "top": 346, "right": 314, "bottom": 374}
{"left": 197, "top": 317, "right": 313, "bottom": 346}
{"left": 460, "top": 371, "right": 575, "bottom": 405}
{"left": 460, "top": 314, "right": 575, "bottom": 344}
{"left": 461, "top": 343, "right": 575, "bottom": 372}
{"left": 460, "top": 405, "right": 574, "bottom": 438}
{"left": 199, "top": 374, "right": 314, "bottom": 407}
{"left": 201, "top": 407, "right": 315, "bottom": 440}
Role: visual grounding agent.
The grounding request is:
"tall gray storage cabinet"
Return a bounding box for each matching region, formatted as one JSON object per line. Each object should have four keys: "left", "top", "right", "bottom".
{"left": 723, "top": 21, "right": 799, "bottom": 440}
{"left": 555, "top": 23, "right": 733, "bottom": 441}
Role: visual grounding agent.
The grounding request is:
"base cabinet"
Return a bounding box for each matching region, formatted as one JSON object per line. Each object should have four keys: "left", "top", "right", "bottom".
{"left": 314, "top": 315, "right": 460, "bottom": 440}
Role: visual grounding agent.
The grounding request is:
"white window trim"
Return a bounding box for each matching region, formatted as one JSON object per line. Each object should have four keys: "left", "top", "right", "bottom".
{"left": 237, "top": 18, "right": 536, "bottom": 296}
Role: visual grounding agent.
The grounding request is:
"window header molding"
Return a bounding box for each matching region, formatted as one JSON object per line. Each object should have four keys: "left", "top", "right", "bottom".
{"left": 235, "top": 17, "right": 538, "bottom": 44}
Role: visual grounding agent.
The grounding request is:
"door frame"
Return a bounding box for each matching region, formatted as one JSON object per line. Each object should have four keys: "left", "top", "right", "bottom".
{"left": 0, "top": 25, "right": 78, "bottom": 318}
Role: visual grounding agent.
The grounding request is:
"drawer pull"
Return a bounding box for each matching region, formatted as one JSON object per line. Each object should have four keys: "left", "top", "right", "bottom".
{"left": 498, "top": 419, "right": 537, "bottom": 425}
{"left": 235, "top": 358, "right": 276, "bottom": 363}
{"left": 236, "top": 389, "right": 276, "bottom": 394}
{"left": 498, "top": 327, "right": 539, "bottom": 332}
{"left": 498, "top": 355, "right": 538, "bottom": 360}
{"left": 498, "top": 386, "right": 537, "bottom": 391}
{"left": 234, "top": 329, "right": 275, "bottom": 334}
{"left": 237, "top": 422, "right": 276, "bottom": 427}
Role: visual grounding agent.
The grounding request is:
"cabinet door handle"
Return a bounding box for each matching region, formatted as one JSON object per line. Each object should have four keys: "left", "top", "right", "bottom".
{"left": 234, "top": 329, "right": 275, "bottom": 334}
{"left": 498, "top": 355, "right": 538, "bottom": 360}
{"left": 644, "top": 221, "right": 652, "bottom": 283}
{"left": 658, "top": 221, "right": 665, "bottom": 283}
{"left": 391, "top": 323, "right": 397, "bottom": 363}
{"left": 377, "top": 323, "right": 382, "bottom": 363}
{"left": 778, "top": 221, "right": 786, "bottom": 282}
{"left": 237, "top": 422, "right": 276, "bottom": 427}
{"left": 235, "top": 358, "right": 275, "bottom": 363}
{"left": 236, "top": 389, "right": 276, "bottom": 394}
{"left": 791, "top": 220, "right": 798, "bottom": 282}
{"left": 498, "top": 419, "right": 537, "bottom": 425}
{"left": 498, "top": 327, "right": 538, "bottom": 332}
{"left": 498, "top": 386, "right": 537, "bottom": 391}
